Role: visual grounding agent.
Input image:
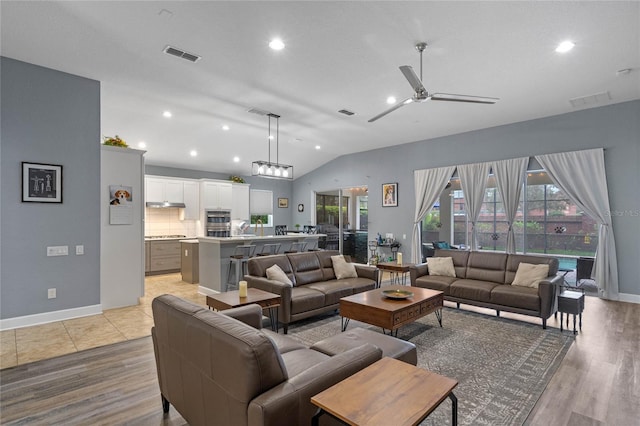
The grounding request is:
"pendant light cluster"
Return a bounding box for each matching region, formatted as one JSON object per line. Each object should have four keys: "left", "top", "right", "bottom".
{"left": 251, "top": 113, "right": 293, "bottom": 180}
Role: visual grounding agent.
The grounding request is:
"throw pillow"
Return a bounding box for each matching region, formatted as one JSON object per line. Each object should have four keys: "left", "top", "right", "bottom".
{"left": 433, "top": 241, "right": 451, "bottom": 250}
{"left": 511, "top": 263, "right": 550, "bottom": 288}
{"left": 427, "top": 257, "right": 456, "bottom": 277}
{"left": 266, "top": 264, "right": 293, "bottom": 286}
{"left": 331, "top": 255, "right": 358, "bottom": 279}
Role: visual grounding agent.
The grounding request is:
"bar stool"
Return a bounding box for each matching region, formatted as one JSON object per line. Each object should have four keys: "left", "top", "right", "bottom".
{"left": 285, "top": 241, "right": 306, "bottom": 253}
{"left": 256, "top": 243, "right": 281, "bottom": 256}
{"left": 226, "top": 244, "right": 256, "bottom": 291}
{"left": 275, "top": 225, "right": 288, "bottom": 236}
{"left": 305, "top": 238, "right": 320, "bottom": 251}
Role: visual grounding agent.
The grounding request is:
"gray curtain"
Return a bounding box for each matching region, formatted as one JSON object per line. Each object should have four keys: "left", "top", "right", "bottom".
{"left": 492, "top": 157, "right": 528, "bottom": 254}
{"left": 536, "top": 149, "right": 618, "bottom": 299}
{"left": 412, "top": 166, "right": 456, "bottom": 263}
{"left": 458, "top": 162, "right": 491, "bottom": 251}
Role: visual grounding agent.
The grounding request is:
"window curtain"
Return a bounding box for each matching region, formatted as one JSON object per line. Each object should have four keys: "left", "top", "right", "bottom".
{"left": 458, "top": 162, "right": 491, "bottom": 251}
{"left": 535, "top": 149, "right": 618, "bottom": 299}
{"left": 492, "top": 157, "right": 528, "bottom": 254}
{"left": 412, "top": 166, "right": 456, "bottom": 263}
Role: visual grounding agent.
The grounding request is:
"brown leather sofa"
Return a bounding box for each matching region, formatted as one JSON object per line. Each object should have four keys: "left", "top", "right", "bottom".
{"left": 410, "top": 249, "right": 561, "bottom": 328}
{"left": 245, "top": 251, "right": 378, "bottom": 333}
{"left": 152, "top": 294, "right": 416, "bottom": 426}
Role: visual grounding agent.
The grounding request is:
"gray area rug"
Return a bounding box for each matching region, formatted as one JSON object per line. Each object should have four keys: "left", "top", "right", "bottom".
{"left": 287, "top": 307, "right": 574, "bottom": 426}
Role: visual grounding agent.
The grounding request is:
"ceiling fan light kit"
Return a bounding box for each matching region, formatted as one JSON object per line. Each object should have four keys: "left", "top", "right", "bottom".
{"left": 368, "top": 42, "right": 499, "bottom": 122}
{"left": 251, "top": 113, "right": 293, "bottom": 180}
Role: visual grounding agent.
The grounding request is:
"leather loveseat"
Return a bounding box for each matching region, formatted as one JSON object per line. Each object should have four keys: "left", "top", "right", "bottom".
{"left": 245, "top": 251, "right": 378, "bottom": 333}
{"left": 410, "top": 249, "right": 561, "bottom": 328}
{"left": 151, "top": 294, "right": 416, "bottom": 426}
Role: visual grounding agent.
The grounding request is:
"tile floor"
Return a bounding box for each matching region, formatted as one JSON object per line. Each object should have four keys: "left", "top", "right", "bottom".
{"left": 0, "top": 274, "right": 205, "bottom": 369}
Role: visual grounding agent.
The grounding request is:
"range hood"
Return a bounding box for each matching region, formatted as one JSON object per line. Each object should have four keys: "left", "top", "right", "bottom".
{"left": 145, "top": 201, "right": 186, "bottom": 208}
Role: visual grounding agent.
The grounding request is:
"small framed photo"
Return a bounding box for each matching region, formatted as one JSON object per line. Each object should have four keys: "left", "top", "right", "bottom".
{"left": 382, "top": 182, "right": 398, "bottom": 207}
{"left": 278, "top": 198, "right": 289, "bottom": 208}
{"left": 22, "top": 162, "right": 63, "bottom": 203}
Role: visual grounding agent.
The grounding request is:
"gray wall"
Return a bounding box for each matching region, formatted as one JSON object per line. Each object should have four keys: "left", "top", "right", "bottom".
{"left": 293, "top": 101, "right": 640, "bottom": 297}
{"left": 145, "top": 165, "right": 293, "bottom": 232}
{"left": 1, "top": 57, "right": 101, "bottom": 319}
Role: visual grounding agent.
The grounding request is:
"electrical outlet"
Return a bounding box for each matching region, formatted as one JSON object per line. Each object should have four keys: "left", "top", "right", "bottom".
{"left": 48, "top": 288, "right": 57, "bottom": 299}
{"left": 47, "top": 246, "right": 68, "bottom": 256}
{"left": 76, "top": 245, "right": 84, "bottom": 255}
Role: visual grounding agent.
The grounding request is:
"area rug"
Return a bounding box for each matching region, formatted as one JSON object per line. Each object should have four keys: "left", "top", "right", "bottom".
{"left": 287, "top": 307, "right": 574, "bottom": 426}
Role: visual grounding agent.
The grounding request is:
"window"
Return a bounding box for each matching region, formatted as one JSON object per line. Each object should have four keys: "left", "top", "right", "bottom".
{"left": 250, "top": 189, "right": 273, "bottom": 227}
{"left": 250, "top": 214, "right": 273, "bottom": 227}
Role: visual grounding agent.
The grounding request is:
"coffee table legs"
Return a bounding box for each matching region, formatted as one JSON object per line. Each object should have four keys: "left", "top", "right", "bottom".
{"left": 266, "top": 306, "right": 279, "bottom": 332}
{"left": 450, "top": 392, "right": 458, "bottom": 426}
{"left": 435, "top": 308, "right": 443, "bottom": 327}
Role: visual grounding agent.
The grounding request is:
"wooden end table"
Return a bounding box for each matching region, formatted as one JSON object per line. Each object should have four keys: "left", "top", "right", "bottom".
{"left": 206, "top": 288, "right": 281, "bottom": 332}
{"left": 340, "top": 286, "right": 444, "bottom": 337}
{"left": 311, "top": 357, "right": 458, "bottom": 426}
{"left": 376, "top": 261, "right": 415, "bottom": 287}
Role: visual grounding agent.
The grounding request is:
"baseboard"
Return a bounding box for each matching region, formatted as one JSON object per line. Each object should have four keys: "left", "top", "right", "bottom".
{"left": 0, "top": 304, "right": 102, "bottom": 331}
{"left": 198, "top": 286, "right": 220, "bottom": 297}
{"left": 618, "top": 292, "right": 640, "bottom": 304}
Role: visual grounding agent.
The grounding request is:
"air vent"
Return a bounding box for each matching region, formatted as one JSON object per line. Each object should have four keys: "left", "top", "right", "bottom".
{"left": 163, "top": 45, "right": 201, "bottom": 63}
{"left": 569, "top": 91, "right": 611, "bottom": 108}
{"left": 247, "top": 107, "right": 270, "bottom": 116}
{"left": 338, "top": 109, "right": 356, "bottom": 116}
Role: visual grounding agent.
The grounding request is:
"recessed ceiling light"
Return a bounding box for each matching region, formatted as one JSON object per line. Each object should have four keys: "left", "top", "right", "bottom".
{"left": 269, "top": 38, "right": 285, "bottom": 50}
{"left": 138, "top": 141, "right": 147, "bottom": 149}
{"left": 190, "top": 150, "right": 197, "bottom": 157}
{"left": 222, "top": 125, "right": 230, "bottom": 131}
{"left": 315, "top": 145, "right": 321, "bottom": 150}
{"left": 233, "top": 156, "right": 240, "bottom": 163}
{"left": 555, "top": 41, "right": 575, "bottom": 53}
{"left": 386, "top": 96, "right": 396, "bottom": 104}
{"left": 163, "top": 110, "right": 172, "bottom": 118}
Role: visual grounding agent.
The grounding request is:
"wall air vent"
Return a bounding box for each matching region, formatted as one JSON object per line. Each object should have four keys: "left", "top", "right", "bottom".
{"left": 163, "top": 45, "right": 201, "bottom": 63}
{"left": 338, "top": 109, "right": 356, "bottom": 116}
{"left": 569, "top": 91, "right": 611, "bottom": 108}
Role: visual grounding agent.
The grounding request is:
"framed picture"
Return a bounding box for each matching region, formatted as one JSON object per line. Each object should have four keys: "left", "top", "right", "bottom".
{"left": 382, "top": 182, "right": 398, "bottom": 207}
{"left": 278, "top": 198, "right": 289, "bottom": 208}
{"left": 22, "top": 162, "right": 63, "bottom": 203}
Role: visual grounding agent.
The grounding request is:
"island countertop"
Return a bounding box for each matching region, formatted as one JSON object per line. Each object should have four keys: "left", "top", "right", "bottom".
{"left": 198, "top": 234, "right": 325, "bottom": 244}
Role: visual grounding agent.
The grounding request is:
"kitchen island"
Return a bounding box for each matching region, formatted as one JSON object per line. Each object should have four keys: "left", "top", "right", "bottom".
{"left": 198, "top": 234, "right": 325, "bottom": 294}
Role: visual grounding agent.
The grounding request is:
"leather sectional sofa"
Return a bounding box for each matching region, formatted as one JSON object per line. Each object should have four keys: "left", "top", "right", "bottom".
{"left": 410, "top": 249, "right": 561, "bottom": 328}
{"left": 245, "top": 251, "right": 378, "bottom": 333}
{"left": 152, "top": 294, "right": 416, "bottom": 426}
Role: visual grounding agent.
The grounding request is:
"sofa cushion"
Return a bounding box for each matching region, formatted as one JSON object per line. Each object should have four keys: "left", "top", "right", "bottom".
{"left": 331, "top": 255, "right": 358, "bottom": 279}
{"left": 427, "top": 257, "right": 456, "bottom": 277}
{"left": 414, "top": 275, "right": 458, "bottom": 295}
{"left": 248, "top": 255, "right": 296, "bottom": 285}
{"left": 315, "top": 250, "right": 340, "bottom": 281}
{"left": 263, "top": 330, "right": 307, "bottom": 354}
{"left": 511, "top": 263, "right": 550, "bottom": 288}
{"left": 506, "top": 254, "right": 559, "bottom": 284}
{"left": 435, "top": 249, "right": 469, "bottom": 278}
{"left": 491, "top": 285, "right": 540, "bottom": 311}
{"left": 279, "top": 348, "right": 331, "bottom": 378}
{"left": 465, "top": 252, "right": 508, "bottom": 284}
{"left": 287, "top": 252, "right": 324, "bottom": 286}
{"left": 307, "top": 279, "right": 357, "bottom": 305}
{"left": 266, "top": 264, "right": 293, "bottom": 286}
{"left": 450, "top": 279, "right": 499, "bottom": 303}
{"left": 290, "top": 286, "right": 326, "bottom": 315}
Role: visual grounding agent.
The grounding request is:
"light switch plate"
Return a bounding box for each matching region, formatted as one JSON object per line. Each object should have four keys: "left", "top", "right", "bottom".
{"left": 76, "top": 245, "right": 84, "bottom": 255}
{"left": 47, "top": 246, "right": 68, "bottom": 256}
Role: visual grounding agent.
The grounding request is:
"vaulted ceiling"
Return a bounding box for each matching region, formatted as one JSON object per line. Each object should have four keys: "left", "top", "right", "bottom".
{"left": 2, "top": 1, "right": 638, "bottom": 178}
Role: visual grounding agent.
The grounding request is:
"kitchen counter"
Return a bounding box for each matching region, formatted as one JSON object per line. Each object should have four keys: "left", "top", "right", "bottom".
{"left": 198, "top": 234, "right": 325, "bottom": 294}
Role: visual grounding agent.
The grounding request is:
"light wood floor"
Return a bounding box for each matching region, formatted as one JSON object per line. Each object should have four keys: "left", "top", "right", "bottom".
{"left": 1, "top": 272, "right": 638, "bottom": 425}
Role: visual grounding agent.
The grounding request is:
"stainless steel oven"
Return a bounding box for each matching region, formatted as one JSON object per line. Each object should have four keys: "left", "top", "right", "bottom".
{"left": 205, "top": 209, "right": 231, "bottom": 237}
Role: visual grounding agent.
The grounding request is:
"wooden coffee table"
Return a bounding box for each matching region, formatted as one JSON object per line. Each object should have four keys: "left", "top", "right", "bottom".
{"left": 340, "top": 286, "right": 444, "bottom": 336}
{"left": 206, "top": 288, "right": 281, "bottom": 332}
{"left": 311, "top": 356, "right": 458, "bottom": 426}
{"left": 376, "top": 261, "right": 415, "bottom": 286}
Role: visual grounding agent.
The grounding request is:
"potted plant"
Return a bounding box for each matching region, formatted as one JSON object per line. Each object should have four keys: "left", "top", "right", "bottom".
{"left": 295, "top": 224, "right": 301, "bottom": 231}
{"left": 103, "top": 135, "right": 128, "bottom": 148}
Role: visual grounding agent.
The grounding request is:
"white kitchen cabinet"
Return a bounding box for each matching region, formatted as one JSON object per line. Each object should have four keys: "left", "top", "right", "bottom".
{"left": 200, "top": 181, "right": 232, "bottom": 210}
{"left": 231, "top": 183, "right": 250, "bottom": 220}
{"left": 145, "top": 177, "right": 184, "bottom": 203}
{"left": 182, "top": 181, "right": 199, "bottom": 220}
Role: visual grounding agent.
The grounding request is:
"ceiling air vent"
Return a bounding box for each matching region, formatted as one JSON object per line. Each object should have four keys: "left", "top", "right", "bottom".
{"left": 569, "top": 91, "right": 611, "bottom": 108}
{"left": 163, "top": 45, "right": 201, "bottom": 63}
{"left": 338, "top": 109, "right": 356, "bottom": 116}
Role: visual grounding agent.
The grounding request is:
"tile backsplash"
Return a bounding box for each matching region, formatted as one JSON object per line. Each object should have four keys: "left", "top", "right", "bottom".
{"left": 145, "top": 208, "right": 198, "bottom": 237}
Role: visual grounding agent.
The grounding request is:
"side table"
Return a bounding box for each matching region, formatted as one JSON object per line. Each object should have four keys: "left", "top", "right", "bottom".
{"left": 557, "top": 289, "right": 585, "bottom": 334}
{"left": 376, "top": 261, "right": 414, "bottom": 287}
{"left": 206, "top": 288, "right": 281, "bottom": 332}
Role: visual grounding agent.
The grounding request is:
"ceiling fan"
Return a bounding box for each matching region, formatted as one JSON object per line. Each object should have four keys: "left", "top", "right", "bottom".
{"left": 368, "top": 42, "right": 499, "bottom": 123}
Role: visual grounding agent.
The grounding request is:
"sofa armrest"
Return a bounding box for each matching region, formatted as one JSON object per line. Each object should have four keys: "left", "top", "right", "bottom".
{"left": 247, "top": 344, "right": 382, "bottom": 426}
{"left": 538, "top": 275, "right": 563, "bottom": 319}
{"left": 354, "top": 264, "right": 379, "bottom": 282}
{"left": 410, "top": 263, "right": 429, "bottom": 284}
{"left": 245, "top": 276, "right": 293, "bottom": 323}
{"left": 222, "top": 304, "right": 264, "bottom": 329}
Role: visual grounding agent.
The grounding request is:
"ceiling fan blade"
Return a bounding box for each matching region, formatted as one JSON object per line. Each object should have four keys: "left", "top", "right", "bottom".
{"left": 368, "top": 98, "right": 413, "bottom": 123}
{"left": 430, "top": 93, "right": 499, "bottom": 104}
{"left": 399, "top": 66, "right": 426, "bottom": 93}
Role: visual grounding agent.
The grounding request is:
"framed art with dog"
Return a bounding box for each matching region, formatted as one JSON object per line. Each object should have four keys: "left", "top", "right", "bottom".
{"left": 22, "top": 162, "right": 63, "bottom": 203}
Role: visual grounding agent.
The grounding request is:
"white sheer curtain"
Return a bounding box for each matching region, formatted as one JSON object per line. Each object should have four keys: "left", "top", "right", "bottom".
{"left": 458, "top": 162, "right": 491, "bottom": 251}
{"left": 412, "top": 166, "right": 456, "bottom": 263}
{"left": 536, "top": 149, "right": 618, "bottom": 299}
{"left": 492, "top": 157, "right": 528, "bottom": 254}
